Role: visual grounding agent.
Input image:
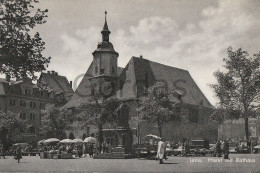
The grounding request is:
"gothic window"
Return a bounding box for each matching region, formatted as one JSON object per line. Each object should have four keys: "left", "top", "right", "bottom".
{"left": 20, "top": 100, "right": 23, "bottom": 107}
{"left": 112, "top": 67, "right": 115, "bottom": 74}
{"left": 95, "top": 66, "right": 98, "bottom": 74}
{"left": 189, "top": 108, "right": 198, "bottom": 123}
{"left": 100, "top": 68, "right": 104, "bottom": 74}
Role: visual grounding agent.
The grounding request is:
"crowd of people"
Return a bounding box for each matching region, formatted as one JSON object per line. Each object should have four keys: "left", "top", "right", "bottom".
{"left": 38, "top": 142, "right": 96, "bottom": 159}
{"left": 215, "top": 139, "right": 230, "bottom": 159}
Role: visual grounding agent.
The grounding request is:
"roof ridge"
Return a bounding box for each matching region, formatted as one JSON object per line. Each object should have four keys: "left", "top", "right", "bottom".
{"left": 132, "top": 56, "right": 188, "bottom": 72}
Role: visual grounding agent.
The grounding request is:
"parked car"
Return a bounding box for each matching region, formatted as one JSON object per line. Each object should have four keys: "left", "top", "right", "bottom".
{"left": 172, "top": 146, "right": 183, "bottom": 156}
{"left": 134, "top": 134, "right": 160, "bottom": 159}
{"left": 190, "top": 140, "right": 210, "bottom": 156}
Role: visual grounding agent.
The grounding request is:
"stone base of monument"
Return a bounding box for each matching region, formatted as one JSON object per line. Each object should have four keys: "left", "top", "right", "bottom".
{"left": 93, "top": 147, "right": 135, "bottom": 159}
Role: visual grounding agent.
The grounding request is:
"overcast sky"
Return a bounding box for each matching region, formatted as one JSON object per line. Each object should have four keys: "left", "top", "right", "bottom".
{"left": 31, "top": 0, "right": 260, "bottom": 106}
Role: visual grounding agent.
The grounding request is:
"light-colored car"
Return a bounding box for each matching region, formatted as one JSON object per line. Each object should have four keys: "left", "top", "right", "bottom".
{"left": 173, "top": 146, "right": 183, "bottom": 156}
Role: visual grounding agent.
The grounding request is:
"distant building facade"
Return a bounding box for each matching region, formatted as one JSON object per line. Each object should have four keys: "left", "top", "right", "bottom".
{"left": 65, "top": 13, "right": 217, "bottom": 145}
{"left": 0, "top": 71, "right": 74, "bottom": 143}
{"left": 218, "top": 118, "right": 260, "bottom": 143}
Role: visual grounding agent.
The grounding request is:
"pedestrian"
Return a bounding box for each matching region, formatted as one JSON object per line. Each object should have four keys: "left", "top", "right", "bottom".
{"left": 0, "top": 146, "right": 5, "bottom": 159}
{"left": 102, "top": 142, "right": 106, "bottom": 153}
{"left": 157, "top": 138, "right": 166, "bottom": 164}
{"left": 215, "top": 141, "right": 222, "bottom": 157}
{"left": 89, "top": 143, "right": 94, "bottom": 158}
{"left": 14, "top": 145, "right": 22, "bottom": 163}
{"left": 184, "top": 140, "right": 190, "bottom": 157}
{"left": 223, "top": 139, "right": 230, "bottom": 159}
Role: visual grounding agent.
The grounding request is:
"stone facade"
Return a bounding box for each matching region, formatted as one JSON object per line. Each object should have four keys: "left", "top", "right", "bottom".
{"left": 218, "top": 118, "right": 260, "bottom": 142}
{"left": 0, "top": 71, "right": 74, "bottom": 143}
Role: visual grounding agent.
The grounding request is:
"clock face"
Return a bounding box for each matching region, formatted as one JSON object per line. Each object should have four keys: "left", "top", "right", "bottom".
{"left": 104, "top": 35, "right": 108, "bottom": 40}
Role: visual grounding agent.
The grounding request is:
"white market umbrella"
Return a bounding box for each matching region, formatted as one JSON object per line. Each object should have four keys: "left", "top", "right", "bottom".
{"left": 146, "top": 134, "right": 161, "bottom": 139}
{"left": 254, "top": 145, "right": 260, "bottom": 149}
{"left": 83, "top": 137, "right": 97, "bottom": 143}
{"left": 60, "top": 139, "right": 73, "bottom": 143}
{"left": 72, "top": 138, "right": 83, "bottom": 143}
{"left": 37, "top": 140, "right": 45, "bottom": 145}
{"left": 45, "top": 138, "right": 60, "bottom": 143}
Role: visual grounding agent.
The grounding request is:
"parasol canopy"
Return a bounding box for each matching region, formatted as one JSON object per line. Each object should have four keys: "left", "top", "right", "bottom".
{"left": 254, "top": 145, "right": 260, "bottom": 149}
{"left": 45, "top": 138, "right": 60, "bottom": 143}
{"left": 72, "top": 138, "right": 83, "bottom": 143}
{"left": 13, "top": 143, "right": 29, "bottom": 148}
{"left": 83, "top": 137, "right": 97, "bottom": 143}
{"left": 60, "top": 139, "right": 73, "bottom": 143}
{"left": 146, "top": 134, "right": 161, "bottom": 140}
{"left": 37, "top": 140, "right": 45, "bottom": 145}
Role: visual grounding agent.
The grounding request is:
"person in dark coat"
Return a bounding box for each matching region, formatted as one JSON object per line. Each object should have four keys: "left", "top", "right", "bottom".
{"left": 223, "top": 139, "right": 230, "bottom": 159}
{"left": 14, "top": 145, "right": 22, "bottom": 163}
{"left": 215, "top": 141, "right": 222, "bottom": 157}
{"left": 89, "top": 143, "right": 94, "bottom": 158}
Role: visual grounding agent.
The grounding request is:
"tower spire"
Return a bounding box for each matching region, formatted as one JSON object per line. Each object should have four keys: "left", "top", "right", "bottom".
{"left": 101, "top": 11, "right": 110, "bottom": 42}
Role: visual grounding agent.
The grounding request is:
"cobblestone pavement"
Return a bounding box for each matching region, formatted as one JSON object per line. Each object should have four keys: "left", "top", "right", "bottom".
{"left": 0, "top": 154, "right": 259, "bottom": 172}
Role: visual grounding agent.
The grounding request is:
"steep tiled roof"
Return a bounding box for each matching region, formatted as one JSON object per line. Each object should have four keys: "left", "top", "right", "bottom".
{"left": 40, "top": 72, "right": 73, "bottom": 94}
{"left": 65, "top": 57, "right": 213, "bottom": 108}
{"left": 131, "top": 56, "right": 213, "bottom": 108}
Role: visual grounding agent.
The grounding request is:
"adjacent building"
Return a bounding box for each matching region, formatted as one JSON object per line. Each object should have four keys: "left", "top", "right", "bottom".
{"left": 0, "top": 71, "right": 74, "bottom": 143}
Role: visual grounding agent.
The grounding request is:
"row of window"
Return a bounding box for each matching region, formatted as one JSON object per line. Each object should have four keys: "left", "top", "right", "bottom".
{"left": 9, "top": 86, "right": 52, "bottom": 98}
{"left": 9, "top": 99, "right": 46, "bottom": 109}
{"left": 20, "top": 112, "right": 36, "bottom": 121}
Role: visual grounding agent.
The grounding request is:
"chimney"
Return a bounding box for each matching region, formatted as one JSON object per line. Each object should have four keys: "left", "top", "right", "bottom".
{"left": 70, "top": 81, "right": 72, "bottom": 87}
{"left": 51, "top": 70, "right": 55, "bottom": 75}
{"left": 5, "top": 74, "right": 10, "bottom": 82}
{"left": 47, "top": 71, "right": 50, "bottom": 74}
{"left": 140, "top": 55, "right": 143, "bottom": 59}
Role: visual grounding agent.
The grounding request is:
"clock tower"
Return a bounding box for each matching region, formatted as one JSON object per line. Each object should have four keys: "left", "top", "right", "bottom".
{"left": 92, "top": 11, "right": 119, "bottom": 77}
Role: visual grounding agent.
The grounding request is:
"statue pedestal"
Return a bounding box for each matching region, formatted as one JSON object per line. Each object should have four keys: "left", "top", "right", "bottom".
{"left": 114, "top": 127, "right": 132, "bottom": 153}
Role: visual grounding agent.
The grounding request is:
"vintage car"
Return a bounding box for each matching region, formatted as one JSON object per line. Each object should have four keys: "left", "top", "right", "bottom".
{"left": 134, "top": 134, "right": 161, "bottom": 159}
{"left": 190, "top": 140, "right": 210, "bottom": 156}
{"left": 172, "top": 146, "right": 183, "bottom": 156}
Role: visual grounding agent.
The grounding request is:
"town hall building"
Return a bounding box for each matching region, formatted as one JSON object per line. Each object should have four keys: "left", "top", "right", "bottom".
{"left": 64, "top": 12, "right": 217, "bottom": 147}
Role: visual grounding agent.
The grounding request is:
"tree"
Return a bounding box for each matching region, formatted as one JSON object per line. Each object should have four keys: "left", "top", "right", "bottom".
{"left": 138, "top": 81, "right": 180, "bottom": 137}
{"left": 0, "top": 0, "right": 50, "bottom": 79}
{"left": 71, "top": 78, "right": 119, "bottom": 146}
{"left": 40, "top": 104, "right": 68, "bottom": 139}
{"left": 0, "top": 111, "right": 29, "bottom": 148}
{"left": 210, "top": 47, "right": 260, "bottom": 142}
